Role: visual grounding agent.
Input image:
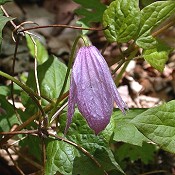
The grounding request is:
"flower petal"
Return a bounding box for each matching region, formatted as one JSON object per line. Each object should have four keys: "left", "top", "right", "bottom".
{"left": 111, "top": 80, "right": 128, "bottom": 113}
{"left": 90, "top": 46, "right": 128, "bottom": 113}
{"left": 65, "top": 80, "right": 77, "bottom": 134}
{"left": 75, "top": 47, "right": 114, "bottom": 134}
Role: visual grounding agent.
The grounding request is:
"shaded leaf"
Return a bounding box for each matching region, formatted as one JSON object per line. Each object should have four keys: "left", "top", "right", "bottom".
{"left": 115, "top": 142, "right": 156, "bottom": 164}
{"left": 103, "top": 0, "right": 140, "bottom": 42}
{"left": 131, "top": 100, "right": 175, "bottom": 153}
{"left": 72, "top": 154, "right": 104, "bottom": 175}
{"left": 0, "top": 10, "right": 13, "bottom": 48}
{"left": 20, "top": 136, "right": 42, "bottom": 162}
{"left": 0, "top": 95, "right": 24, "bottom": 132}
{"left": 0, "top": 0, "right": 12, "bottom": 5}
{"left": 73, "top": 0, "right": 106, "bottom": 30}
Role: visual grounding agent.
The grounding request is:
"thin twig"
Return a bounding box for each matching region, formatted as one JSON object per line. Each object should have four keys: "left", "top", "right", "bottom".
{"left": 41, "top": 138, "right": 46, "bottom": 175}
{"left": 0, "top": 70, "right": 45, "bottom": 117}
{"left": 50, "top": 101, "right": 68, "bottom": 123}
{"left": 152, "top": 20, "right": 175, "bottom": 37}
{"left": 11, "top": 146, "right": 43, "bottom": 170}
{"left": 30, "top": 36, "right": 41, "bottom": 97}
{"left": 5, "top": 148, "right": 25, "bottom": 175}
{"left": 138, "top": 170, "right": 167, "bottom": 175}
{"left": 112, "top": 58, "right": 126, "bottom": 75}
{"left": 11, "top": 35, "right": 23, "bottom": 124}
{"left": 0, "top": 105, "right": 50, "bottom": 146}
{"left": 0, "top": 5, "right": 16, "bottom": 28}
{"left": 18, "top": 24, "right": 108, "bottom": 33}
{"left": 0, "top": 130, "right": 38, "bottom": 135}
{"left": 48, "top": 133, "right": 108, "bottom": 174}
{"left": 48, "top": 132, "right": 102, "bottom": 168}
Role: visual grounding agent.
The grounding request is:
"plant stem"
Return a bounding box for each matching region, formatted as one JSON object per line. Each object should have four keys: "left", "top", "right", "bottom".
{"left": 0, "top": 92, "right": 68, "bottom": 146}
{"left": 0, "top": 71, "right": 40, "bottom": 99}
{"left": 0, "top": 104, "right": 51, "bottom": 146}
{"left": 49, "top": 35, "right": 87, "bottom": 121}
{"left": 114, "top": 49, "right": 138, "bottom": 86}
{"left": 0, "top": 70, "right": 45, "bottom": 117}
{"left": 18, "top": 24, "right": 107, "bottom": 33}
{"left": 11, "top": 35, "right": 23, "bottom": 124}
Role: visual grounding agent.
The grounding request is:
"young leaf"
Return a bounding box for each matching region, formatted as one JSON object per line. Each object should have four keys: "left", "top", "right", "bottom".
{"left": 136, "top": 1, "right": 175, "bottom": 49}
{"left": 0, "top": 0, "right": 12, "bottom": 5}
{"left": 45, "top": 139, "right": 80, "bottom": 175}
{"left": 112, "top": 109, "right": 148, "bottom": 146}
{"left": 143, "top": 42, "right": 171, "bottom": 72}
{"left": 26, "top": 34, "right": 49, "bottom": 65}
{"left": 0, "top": 95, "right": 22, "bottom": 132}
{"left": 0, "top": 10, "right": 13, "bottom": 49}
{"left": 131, "top": 100, "right": 175, "bottom": 154}
{"left": 103, "top": 0, "right": 140, "bottom": 43}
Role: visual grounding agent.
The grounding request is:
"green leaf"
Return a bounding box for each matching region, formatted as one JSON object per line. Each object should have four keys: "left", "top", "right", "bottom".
{"left": 72, "top": 147, "right": 124, "bottom": 175}
{"left": 131, "top": 100, "right": 175, "bottom": 154}
{"left": 20, "top": 136, "right": 42, "bottom": 162}
{"left": 94, "top": 147, "right": 124, "bottom": 173}
{"left": 26, "top": 34, "right": 49, "bottom": 65}
{"left": 0, "top": 0, "right": 12, "bottom": 5}
{"left": 45, "top": 139, "right": 80, "bottom": 175}
{"left": 57, "top": 110, "right": 124, "bottom": 174}
{"left": 100, "top": 113, "right": 115, "bottom": 143}
{"left": 22, "top": 55, "right": 69, "bottom": 113}
{"left": 0, "top": 10, "right": 13, "bottom": 48}
{"left": 140, "top": 0, "right": 155, "bottom": 7}
{"left": 143, "top": 42, "right": 171, "bottom": 72}
{"left": 73, "top": 0, "right": 106, "bottom": 31}
{"left": 60, "top": 111, "right": 107, "bottom": 152}
{"left": 112, "top": 109, "right": 148, "bottom": 146}
{"left": 0, "top": 85, "right": 10, "bottom": 96}
{"left": 103, "top": 0, "right": 140, "bottom": 43}
{"left": 136, "top": 1, "right": 175, "bottom": 49}
{"left": 115, "top": 142, "right": 156, "bottom": 164}
{"left": 72, "top": 154, "right": 104, "bottom": 175}
{"left": 0, "top": 95, "right": 20, "bottom": 132}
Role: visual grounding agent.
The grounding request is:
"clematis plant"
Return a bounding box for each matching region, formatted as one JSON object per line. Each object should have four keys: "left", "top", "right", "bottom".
{"left": 65, "top": 45, "right": 128, "bottom": 134}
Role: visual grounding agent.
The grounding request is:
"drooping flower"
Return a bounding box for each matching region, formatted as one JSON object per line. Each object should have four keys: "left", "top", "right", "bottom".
{"left": 65, "top": 46, "right": 128, "bottom": 134}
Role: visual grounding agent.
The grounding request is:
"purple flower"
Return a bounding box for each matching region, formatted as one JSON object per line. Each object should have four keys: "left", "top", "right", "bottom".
{"left": 65, "top": 46, "right": 128, "bottom": 134}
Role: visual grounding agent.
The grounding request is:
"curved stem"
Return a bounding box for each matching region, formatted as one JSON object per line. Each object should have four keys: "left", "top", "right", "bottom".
{"left": 114, "top": 49, "right": 138, "bottom": 86}
{"left": 50, "top": 35, "right": 89, "bottom": 121}
{"left": 0, "top": 71, "right": 40, "bottom": 99}
{"left": 0, "top": 70, "right": 45, "bottom": 116}
{"left": 0, "top": 103, "right": 53, "bottom": 146}
{"left": 18, "top": 24, "right": 107, "bottom": 33}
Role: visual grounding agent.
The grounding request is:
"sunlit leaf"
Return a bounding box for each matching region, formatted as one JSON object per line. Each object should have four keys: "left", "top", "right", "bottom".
{"left": 103, "top": 0, "right": 140, "bottom": 42}
{"left": 143, "top": 42, "right": 172, "bottom": 72}
{"left": 132, "top": 100, "right": 175, "bottom": 153}
{"left": 136, "top": 1, "right": 175, "bottom": 49}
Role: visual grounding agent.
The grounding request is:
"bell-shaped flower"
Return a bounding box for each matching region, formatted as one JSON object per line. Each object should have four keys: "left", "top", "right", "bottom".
{"left": 65, "top": 46, "right": 128, "bottom": 134}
